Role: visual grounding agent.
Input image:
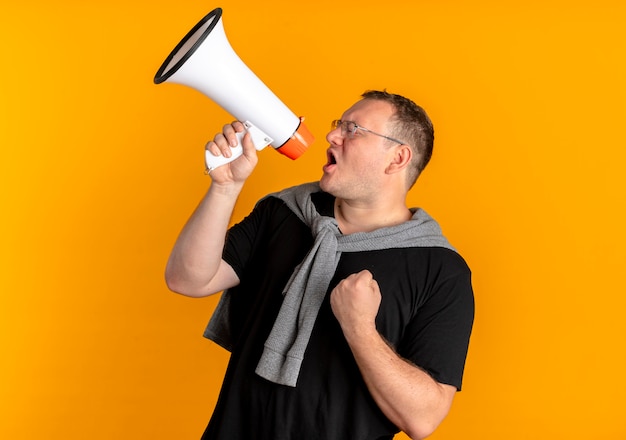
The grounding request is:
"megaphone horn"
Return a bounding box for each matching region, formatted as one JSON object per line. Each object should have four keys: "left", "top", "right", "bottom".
{"left": 154, "top": 7, "right": 314, "bottom": 171}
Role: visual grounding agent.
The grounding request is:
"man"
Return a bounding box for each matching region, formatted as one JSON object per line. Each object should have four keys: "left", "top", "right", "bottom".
{"left": 165, "top": 90, "right": 474, "bottom": 439}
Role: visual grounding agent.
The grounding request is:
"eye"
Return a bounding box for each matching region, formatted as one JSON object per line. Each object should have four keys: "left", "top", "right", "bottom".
{"left": 345, "top": 121, "right": 358, "bottom": 137}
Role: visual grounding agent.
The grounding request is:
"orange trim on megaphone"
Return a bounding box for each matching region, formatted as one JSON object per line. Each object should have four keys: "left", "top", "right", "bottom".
{"left": 276, "top": 117, "right": 314, "bottom": 160}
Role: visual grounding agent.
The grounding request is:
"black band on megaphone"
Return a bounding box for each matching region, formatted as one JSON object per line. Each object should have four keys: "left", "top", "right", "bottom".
{"left": 154, "top": 8, "right": 223, "bottom": 84}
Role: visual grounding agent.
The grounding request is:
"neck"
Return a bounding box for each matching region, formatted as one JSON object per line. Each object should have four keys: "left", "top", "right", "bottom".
{"left": 334, "top": 197, "right": 412, "bottom": 234}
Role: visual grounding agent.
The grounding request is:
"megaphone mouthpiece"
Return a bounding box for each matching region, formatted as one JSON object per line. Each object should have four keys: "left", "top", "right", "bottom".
{"left": 154, "top": 7, "right": 313, "bottom": 170}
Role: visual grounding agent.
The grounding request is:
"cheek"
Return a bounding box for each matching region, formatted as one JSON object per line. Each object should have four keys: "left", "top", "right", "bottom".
{"left": 351, "top": 150, "right": 386, "bottom": 173}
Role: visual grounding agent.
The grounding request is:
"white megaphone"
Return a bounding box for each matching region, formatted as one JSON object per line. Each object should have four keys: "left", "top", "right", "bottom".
{"left": 154, "top": 7, "right": 314, "bottom": 172}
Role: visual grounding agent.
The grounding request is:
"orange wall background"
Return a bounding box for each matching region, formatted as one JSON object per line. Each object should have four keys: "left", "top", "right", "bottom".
{"left": 1, "top": 1, "right": 625, "bottom": 439}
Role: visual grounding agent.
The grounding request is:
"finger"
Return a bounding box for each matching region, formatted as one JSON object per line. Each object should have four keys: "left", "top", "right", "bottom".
{"left": 207, "top": 122, "right": 243, "bottom": 158}
{"left": 240, "top": 131, "right": 257, "bottom": 157}
{"left": 355, "top": 270, "right": 374, "bottom": 284}
{"left": 205, "top": 134, "right": 231, "bottom": 158}
{"left": 224, "top": 121, "right": 245, "bottom": 148}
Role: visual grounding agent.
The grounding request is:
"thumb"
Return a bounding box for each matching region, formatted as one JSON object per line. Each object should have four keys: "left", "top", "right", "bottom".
{"left": 240, "top": 131, "right": 257, "bottom": 157}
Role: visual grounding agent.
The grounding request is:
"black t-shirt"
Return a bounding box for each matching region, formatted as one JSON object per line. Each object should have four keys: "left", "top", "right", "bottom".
{"left": 201, "top": 192, "right": 474, "bottom": 440}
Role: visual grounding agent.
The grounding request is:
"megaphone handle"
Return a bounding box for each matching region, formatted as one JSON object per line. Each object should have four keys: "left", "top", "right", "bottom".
{"left": 204, "top": 121, "right": 273, "bottom": 172}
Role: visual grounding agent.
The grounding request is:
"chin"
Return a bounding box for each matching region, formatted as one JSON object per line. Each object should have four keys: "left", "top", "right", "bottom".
{"left": 319, "top": 175, "right": 332, "bottom": 193}
{"left": 319, "top": 177, "right": 342, "bottom": 199}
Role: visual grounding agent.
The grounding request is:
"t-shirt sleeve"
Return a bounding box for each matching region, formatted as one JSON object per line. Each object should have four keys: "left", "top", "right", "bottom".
{"left": 398, "top": 253, "right": 475, "bottom": 391}
{"left": 222, "top": 197, "right": 274, "bottom": 280}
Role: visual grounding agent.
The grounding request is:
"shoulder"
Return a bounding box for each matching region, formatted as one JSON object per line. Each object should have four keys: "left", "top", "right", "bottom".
{"left": 377, "top": 246, "right": 471, "bottom": 278}
{"left": 244, "top": 194, "right": 297, "bottom": 227}
{"left": 427, "top": 247, "right": 472, "bottom": 277}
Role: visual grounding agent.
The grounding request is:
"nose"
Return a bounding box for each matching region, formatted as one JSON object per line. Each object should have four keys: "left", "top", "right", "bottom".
{"left": 326, "top": 125, "right": 343, "bottom": 145}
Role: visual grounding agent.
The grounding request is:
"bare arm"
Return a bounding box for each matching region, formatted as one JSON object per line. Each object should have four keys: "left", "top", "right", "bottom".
{"left": 330, "top": 270, "right": 456, "bottom": 440}
{"left": 165, "top": 121, "right": 258, "bottom": 297}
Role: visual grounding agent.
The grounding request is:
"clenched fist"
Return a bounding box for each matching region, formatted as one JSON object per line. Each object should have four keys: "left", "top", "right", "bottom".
{"left": 330, "top": 270, "right": 382, "bottom": 340}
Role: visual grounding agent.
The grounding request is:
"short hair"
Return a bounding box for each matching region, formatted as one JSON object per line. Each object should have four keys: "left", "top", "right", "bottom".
{"left": 361, "top": 90, "right": 434, "bottom": 187}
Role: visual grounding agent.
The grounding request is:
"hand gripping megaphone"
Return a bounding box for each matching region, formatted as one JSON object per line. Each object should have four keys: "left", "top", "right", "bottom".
{"left": 154, "top": 7, "right": 314, "bottom": 172}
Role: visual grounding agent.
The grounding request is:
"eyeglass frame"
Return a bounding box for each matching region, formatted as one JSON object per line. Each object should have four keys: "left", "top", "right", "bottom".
{"left": 331, "top": 119, "right": 406, "bottom": 145}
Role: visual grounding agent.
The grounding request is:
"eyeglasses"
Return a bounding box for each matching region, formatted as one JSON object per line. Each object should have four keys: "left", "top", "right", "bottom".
{"left": 331, "top": 119, "right": 405, "bottom": 145}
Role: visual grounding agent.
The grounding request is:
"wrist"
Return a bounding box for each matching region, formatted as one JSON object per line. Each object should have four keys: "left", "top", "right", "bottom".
{"left": 342, "top": 321, "right": 379, "bottom": 347}
{"left": 209, "top": 180, "right": 245, "bottom": 197}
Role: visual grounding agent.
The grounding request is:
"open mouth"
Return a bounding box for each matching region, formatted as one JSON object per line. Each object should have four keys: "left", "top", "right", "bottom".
{"left": 327, "top": 150, "right": 337, "bottom": 165}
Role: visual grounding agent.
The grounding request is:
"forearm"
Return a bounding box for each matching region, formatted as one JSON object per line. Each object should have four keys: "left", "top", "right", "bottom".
{"left": 344, "top": 327, "right": 455, "bottom": 439}
{"left": 165, "top": 181, "right": 244, "bottom": 297}
{"left": 330, "top": 271, "right": 456, "bottom": 437}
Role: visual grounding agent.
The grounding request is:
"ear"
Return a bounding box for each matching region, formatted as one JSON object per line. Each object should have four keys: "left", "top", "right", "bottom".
{"left": 385, "top": 144, "right": 412, "bottom": 175}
